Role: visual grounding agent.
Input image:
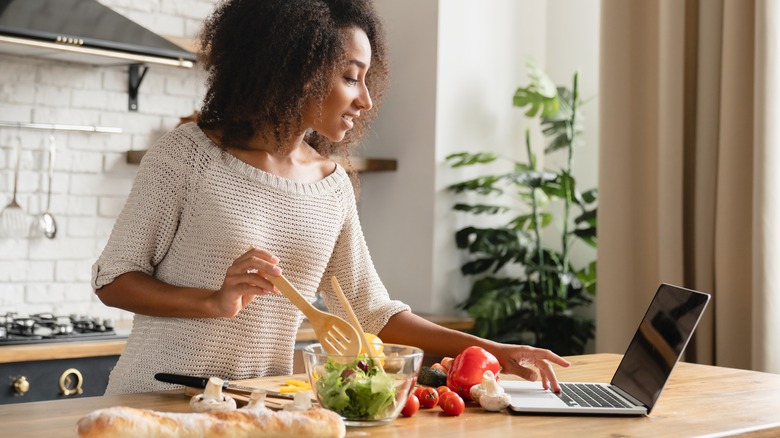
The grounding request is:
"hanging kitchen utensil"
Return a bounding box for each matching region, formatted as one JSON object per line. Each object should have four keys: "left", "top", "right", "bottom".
{"left": 330, "top": 276, "right": 383, "bottom": 370}
{"left": 34, "top": 134, "right": 57, "bottom": 239}
{"left": 0, "top": 136, "right": 28, "bottom": 238}
{"left": 267, "top": 274, "right": 362, "bottom": 356}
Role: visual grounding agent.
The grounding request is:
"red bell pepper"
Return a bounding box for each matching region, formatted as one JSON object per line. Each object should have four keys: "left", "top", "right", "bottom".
{"left": 446, "top": 346, "right": 501, "bottom": 400}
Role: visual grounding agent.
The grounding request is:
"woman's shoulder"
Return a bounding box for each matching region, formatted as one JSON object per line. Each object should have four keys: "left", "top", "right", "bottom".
{"left": 141, "top": 122, "right": 220, "bottom": 170}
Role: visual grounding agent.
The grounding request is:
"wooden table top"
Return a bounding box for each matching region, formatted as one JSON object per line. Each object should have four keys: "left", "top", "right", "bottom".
{"left": 2, "top": 353, "right": 779, "bottom": 438}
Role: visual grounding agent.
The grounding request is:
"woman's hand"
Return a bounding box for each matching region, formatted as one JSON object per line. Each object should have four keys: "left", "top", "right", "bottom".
{"left": 211, "top": 247, "right": 282, "bottom": 317}
{"left": 492, "top": 344, "right": 571, "bottom": 392}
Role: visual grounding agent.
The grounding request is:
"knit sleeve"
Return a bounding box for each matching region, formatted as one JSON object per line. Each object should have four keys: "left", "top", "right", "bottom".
{"left": 91, "top": 132, "right": 190, "bottom": 290}
{"left": 318, "top": 179, "right": 410, "bottom": 336}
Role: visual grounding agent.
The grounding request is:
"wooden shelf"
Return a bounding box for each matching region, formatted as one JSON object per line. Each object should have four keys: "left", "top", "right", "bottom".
{"left": 126, "top": 149, "right": 396, "bottom": 173}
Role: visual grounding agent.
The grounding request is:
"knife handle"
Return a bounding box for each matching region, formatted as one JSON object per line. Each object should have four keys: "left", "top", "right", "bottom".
{"left": 154, "top": 373, "right": 227, "bottom": 389}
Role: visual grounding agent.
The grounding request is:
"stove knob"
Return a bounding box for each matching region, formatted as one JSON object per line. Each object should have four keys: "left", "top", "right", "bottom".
{"left": 13, "top": 376, "right": 30, "bottom": 395}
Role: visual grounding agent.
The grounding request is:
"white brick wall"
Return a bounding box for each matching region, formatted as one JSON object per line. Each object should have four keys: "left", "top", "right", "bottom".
{"left": 0, "top": 0, "right": 216, "bottom": 320}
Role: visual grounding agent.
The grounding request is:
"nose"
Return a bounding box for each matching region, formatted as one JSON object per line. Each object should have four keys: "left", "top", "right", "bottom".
{"left": 357, "top": 83, "right": 373, "bottom": 111}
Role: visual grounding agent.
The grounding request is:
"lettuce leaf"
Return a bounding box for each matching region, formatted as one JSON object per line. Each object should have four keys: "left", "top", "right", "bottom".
{"left": 316, "top": 355, "right": 396, "bottom": 419}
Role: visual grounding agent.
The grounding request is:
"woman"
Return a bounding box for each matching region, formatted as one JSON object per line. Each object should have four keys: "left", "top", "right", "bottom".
{"left": 93, "top": 0, "right": 569, "bottom": 395}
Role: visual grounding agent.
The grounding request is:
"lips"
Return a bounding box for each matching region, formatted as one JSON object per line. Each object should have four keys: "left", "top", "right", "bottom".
{"left": 342, "top": 113, "right": 359, "bottom": 129}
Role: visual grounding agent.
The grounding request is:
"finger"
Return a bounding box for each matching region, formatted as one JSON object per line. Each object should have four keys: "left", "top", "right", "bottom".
{"left": 547, "top": 354, "right": 571, "bottom": 368}
{"left": 232, "top": 258, "right": 282, "bottom": 278}
{"left": 247, "top": 256, "right": 282, "bottom": 276}
{"left": 223, "top": 266, "right": 280, "bottom": 293}
{"left": 512, "top": 364, "right": 538, "bottom": 382}
{"left": 522, "top": 347, "right": 570, "bottom": 369}
{"left": 245, "top": 246, "right": 280, "bottom": 264}
{"left": 241, "top": 272, "right": 280, "bottom": 293}
{"left": 538, "top": 362, "right": 562, "bottom": 392}
{"left": 546, "top": 374, "right": 562, "bottom": 393}
{"left": 540, "top": 371, "right": 551, "bottom": 391}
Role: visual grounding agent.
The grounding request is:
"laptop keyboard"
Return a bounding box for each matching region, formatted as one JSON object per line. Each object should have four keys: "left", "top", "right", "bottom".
{"left": 558, "top": 383, "right": 634, "bottom": 409}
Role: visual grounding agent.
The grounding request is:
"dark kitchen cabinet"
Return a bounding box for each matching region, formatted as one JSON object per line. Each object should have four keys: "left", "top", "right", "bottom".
{"left": 1, "top": 355, "right": 119, "bottom": 404}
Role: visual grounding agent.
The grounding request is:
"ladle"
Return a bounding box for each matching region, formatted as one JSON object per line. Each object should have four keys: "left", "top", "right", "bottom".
{"left": 35, "top": 135, "right": 57, "bottom": 239}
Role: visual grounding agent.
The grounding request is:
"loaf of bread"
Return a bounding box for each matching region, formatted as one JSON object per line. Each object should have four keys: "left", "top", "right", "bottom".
{"left": 76, "top": 406, "right": 346, "bottom": 438}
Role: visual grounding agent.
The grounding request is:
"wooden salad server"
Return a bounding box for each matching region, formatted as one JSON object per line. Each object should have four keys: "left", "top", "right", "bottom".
{"left": 267, "top": 274, "right": 362, "bottom": 356}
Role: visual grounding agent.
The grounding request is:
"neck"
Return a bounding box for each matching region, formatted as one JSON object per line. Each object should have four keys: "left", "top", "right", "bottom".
{"left": 202, "top": 127, "right": 332, "bottom": 183}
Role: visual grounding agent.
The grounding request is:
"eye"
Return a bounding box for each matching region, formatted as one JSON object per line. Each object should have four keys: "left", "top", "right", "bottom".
{"left": 344, "top": 77, "right": 358, "bottom": 85}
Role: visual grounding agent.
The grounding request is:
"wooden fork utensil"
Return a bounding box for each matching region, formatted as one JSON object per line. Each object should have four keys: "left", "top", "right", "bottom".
{"left": 267, "top": 274, "right": 362, "bottom": 356}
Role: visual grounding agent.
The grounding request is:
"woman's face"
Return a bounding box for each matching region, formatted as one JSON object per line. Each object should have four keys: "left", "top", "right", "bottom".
{"left": 304, "top": 27, "right": 373, "bottom": 142}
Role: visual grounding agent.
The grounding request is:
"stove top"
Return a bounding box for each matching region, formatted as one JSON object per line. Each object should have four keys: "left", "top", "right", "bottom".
{"left": 0, "top": 312, "right": 120, "bottom": 345}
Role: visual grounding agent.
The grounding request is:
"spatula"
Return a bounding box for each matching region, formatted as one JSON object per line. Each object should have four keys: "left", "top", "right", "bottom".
{"left": 331, "top": 276, "right": 384, "bottom": 371}
{"left": 267, "top": 274, "right": 362, "bottom": 356}
{"left": 0, "top": 137, "right": 28, "bottom": 238}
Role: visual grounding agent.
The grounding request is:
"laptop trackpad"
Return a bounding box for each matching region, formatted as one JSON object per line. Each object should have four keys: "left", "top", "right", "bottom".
{"left": 500, "top": 380, "right": 568, "bottom": 408}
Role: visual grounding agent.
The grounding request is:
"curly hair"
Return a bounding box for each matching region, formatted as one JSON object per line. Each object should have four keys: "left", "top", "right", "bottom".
{"left": 197, "top": 0, "right": 390, "bottom": 161}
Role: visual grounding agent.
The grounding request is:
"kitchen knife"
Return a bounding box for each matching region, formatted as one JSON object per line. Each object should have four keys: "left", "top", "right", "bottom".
{"left": 154, "top": 373, "right": 296, "bottom": 400}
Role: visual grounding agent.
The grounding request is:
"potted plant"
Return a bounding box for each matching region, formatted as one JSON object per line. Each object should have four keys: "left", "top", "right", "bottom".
{"left": 446, "top": 61, "right": 597, "bottom": 355}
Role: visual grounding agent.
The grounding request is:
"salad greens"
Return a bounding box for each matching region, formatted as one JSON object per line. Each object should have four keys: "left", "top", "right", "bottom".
{"left": 316, "top": 355, "right": 396, "bottom": 419}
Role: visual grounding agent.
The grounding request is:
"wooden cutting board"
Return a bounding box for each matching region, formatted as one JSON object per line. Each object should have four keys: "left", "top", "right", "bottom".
{"left": 183, "top": 374, "right": 310, "bottom": 410}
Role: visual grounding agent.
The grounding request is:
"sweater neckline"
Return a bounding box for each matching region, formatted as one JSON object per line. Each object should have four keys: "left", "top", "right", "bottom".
{"left": 182, "top": 122, "right": 348, "bottom": 195}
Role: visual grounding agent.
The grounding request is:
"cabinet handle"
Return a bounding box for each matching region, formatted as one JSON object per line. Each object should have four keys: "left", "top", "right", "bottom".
{"left": 59, "top": 368, "right": 84, "bottom": 396}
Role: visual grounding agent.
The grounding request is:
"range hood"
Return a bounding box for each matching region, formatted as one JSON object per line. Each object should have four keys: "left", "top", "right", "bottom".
{"left": 0, "top": 0, "right": 196, "bottom": 68}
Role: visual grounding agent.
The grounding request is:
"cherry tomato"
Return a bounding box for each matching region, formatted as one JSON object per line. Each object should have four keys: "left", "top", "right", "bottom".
{"left": 437, "top": 385, "right": 451, "bottom": 395}
{"left": 401, "top": 394, "right": 420, "bottom": 417}
{"left": 431, "top": 363, "right": 447, "bottom": 373}
{"left": 441, "top": 357, "right": 454, "bottom": 372}
{"left": 417, "top": 387, "right": 439, "bottom": 409}
{"left": 413, "top": 386, "right": 427, "bottom": 400}
{"left": 439, "top": 391, "right": 465, "bottom": 416}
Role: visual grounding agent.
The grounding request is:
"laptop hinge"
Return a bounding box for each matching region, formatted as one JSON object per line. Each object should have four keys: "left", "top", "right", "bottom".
{"left": 611, "top": 385, "right": 646, "bottom": 408}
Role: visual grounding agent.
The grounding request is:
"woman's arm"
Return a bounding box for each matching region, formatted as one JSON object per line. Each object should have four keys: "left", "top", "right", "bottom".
{"left": 97, "top": 248, "right": 283, "bottom": 318}
{"left": 378, "top": 310, "right": 571, "bottom": 391}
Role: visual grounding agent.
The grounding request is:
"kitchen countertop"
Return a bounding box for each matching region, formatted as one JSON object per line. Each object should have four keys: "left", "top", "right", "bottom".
{"left": 3, "top": 353, "right": 780, "bottom": 438}
{"left": 0, "top": 314, "right": 473, "bottom": 363}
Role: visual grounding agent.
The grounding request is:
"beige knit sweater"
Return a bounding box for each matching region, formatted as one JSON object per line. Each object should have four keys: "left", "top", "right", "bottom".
{"left": 92, "top": 123, "right": 409, "bottom": 395}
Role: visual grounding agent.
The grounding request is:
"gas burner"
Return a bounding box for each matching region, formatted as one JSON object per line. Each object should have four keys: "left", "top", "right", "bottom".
{"left": 0, "top": 312, "right": 119, "bottom": 345}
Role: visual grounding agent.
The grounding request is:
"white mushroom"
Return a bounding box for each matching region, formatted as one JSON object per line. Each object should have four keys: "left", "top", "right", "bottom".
{"left": 283, "top": 390, "right": 314, "bottom": 412}
{"left": 471, "top": 370, "right": 511, "bottom": 412}
{"left": 241, "top": 389, "right": 268, "bottom": 411}
{"left": 189, "top": 377, "right": 237, "bottom": 412}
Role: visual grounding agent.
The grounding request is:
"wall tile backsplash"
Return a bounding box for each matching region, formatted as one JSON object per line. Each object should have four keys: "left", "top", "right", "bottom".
{"left": 0, "top": 0, "right": 216, "bottom": 320}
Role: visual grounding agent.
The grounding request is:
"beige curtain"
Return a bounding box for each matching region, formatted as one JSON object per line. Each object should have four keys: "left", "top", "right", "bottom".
{"left": 597, "top": 0, "right": 780, "bottom": 372}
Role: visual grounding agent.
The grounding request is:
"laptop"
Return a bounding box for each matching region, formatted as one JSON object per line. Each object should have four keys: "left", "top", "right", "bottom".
{"left": 502, "top": 283, "right": 711, "bottom": 416}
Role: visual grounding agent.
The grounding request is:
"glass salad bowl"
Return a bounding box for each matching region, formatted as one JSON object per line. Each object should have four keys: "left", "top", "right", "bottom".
{"left": 302, "top": 343, "right": 423, "bottom": 427}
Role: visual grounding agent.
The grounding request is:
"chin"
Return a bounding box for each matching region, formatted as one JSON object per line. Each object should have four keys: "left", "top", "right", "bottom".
{"left": 321, "top": 131, "right": 347, "bottom": 142}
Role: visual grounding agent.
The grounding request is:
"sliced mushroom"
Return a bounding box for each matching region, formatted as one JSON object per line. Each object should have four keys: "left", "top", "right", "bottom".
{"left": 189, "top": 377, "right": 237, "bottom": 413}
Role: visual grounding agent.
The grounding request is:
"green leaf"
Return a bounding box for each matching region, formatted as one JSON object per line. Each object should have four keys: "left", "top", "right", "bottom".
{"left": 573, "top": 227, "right": 597, "bottom": 247}
{"left": 453, "top": 203, "right": 510, "bottom": 215}
{"left": 575, "top": 261, "right": 597, "bottom": 295}
{"left": 580, "top": 189, "right": 598, "bottom": 204}
{"left": 544, "top": 132, "right": 571, "bottom": 154}
{"left": 461, "top": 258, "right": 498, "bottom": 276}
{"left": 558, "top": 172, "right": 576, "bottom": 203}
{"left": 513, "top": 60, "right": 560, "bottom": 118}
{"left": 447, "top": 175, "right": 504, "bottom": 195}
{"left": 574, "top": 209, "right": 596, "bottom": 226}
{"left": 512, "top": 170, "right": 558, "bottom": 189}
{"left": 446, "top": 152, "right": 498, "bottom": 167}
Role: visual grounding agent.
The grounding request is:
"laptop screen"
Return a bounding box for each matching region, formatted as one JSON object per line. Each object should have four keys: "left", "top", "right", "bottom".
{"left": 610, "top": 284, "right": 710, "bottom": 411}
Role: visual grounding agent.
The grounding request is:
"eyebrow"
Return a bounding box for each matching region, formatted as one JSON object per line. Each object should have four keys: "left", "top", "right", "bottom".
{"left": 349, "top": 59, "right": 367, "bottom": 69}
